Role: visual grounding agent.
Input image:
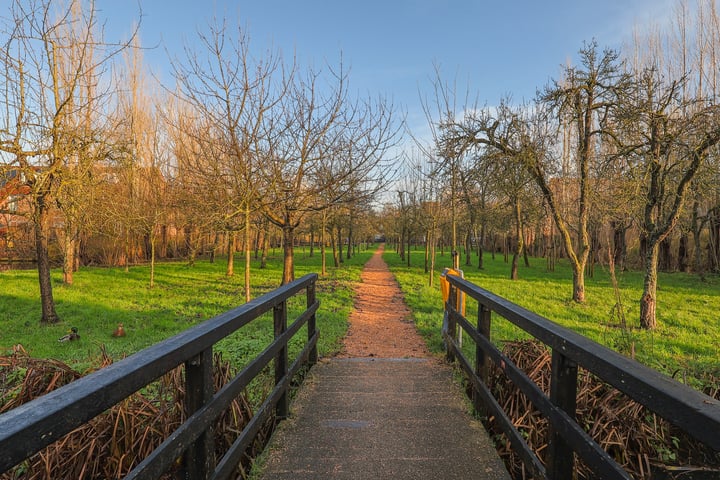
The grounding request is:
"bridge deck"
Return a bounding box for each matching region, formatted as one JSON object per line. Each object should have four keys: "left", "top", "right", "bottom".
{"left": 257, "top": 357, "right": 510, "bottom": 479}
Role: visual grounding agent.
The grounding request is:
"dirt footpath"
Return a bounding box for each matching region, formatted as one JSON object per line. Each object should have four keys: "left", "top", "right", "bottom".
{"left": 338, "top": 244, "right": 430, "bottom": 358}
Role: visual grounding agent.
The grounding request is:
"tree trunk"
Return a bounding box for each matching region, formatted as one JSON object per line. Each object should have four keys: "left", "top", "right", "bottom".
{"left": 691, "top": 199, "right": 704, "bottom": 274}
{"left": 510, "top": 252, "right": 519, "bottom": 280}
{"left": 477, "top": 224, "right": 484, "bottom": 269}
{"left": 150, "top": 235, "right": 156, "bottom": 288}
{"left": 309, "top": 230, "right": 315, "bottom": 257}
{"left": 184, "top": 225, "right": 193, "bottom": 258}
{"left": 346, "top": 224, "right": 352, "bottom": 260}
{"left": 124, "top": 228, "right": 131, "bottom": 271}
{"left": 35, "top": 200, "right": 59, "bottom": 324}
{"left": 74, "top": 236, "right": 81, "bottom": 271}
{"left": 63, "top": 232, "right": 75, "bottom": 285}
{"left": 244, "top": 205, "right": 251, "bottom": 302}
{"left": 226, "top": 232, "right": 235, "bottom": 277}
{"left": 407, "top": 229, "right": 411, "bottom": 267}
{"left": 572, "top": 267, "right": 586, "bottom": 303}
{"left": 336, "top": 225, "right": 344, "bottom": 265}
{"left": 429, "top": 226, "right": 436, "bottom": 286}
{"left": 281, "top": 224, "right": 295, "bottom": 285}
{"left": 160, "top": 225, "right": 168, "bottom": 259}
{"left": 209, "top": 232, "right": 216, "bottom": 263}
{"left": 503, "top": 234, "right": 509, "bottom": 263}
{"left": 678, "top": 232, "right": 689, "bottom": 273}
{"left": 424, "top": 230, "right": 430, "bottom": 274}
{"left": 640, "top": 241, "right": 660, "bottom": 329}
{"left": 254, "top": 223, "right": 262, "bottom": 260}
{"left": 465, "top": 230, "right": 471, "bottom": 266}
{"left": 321, "top": 212, "right": 327, "bottom": 275}
{"left": 511, "top": 199, "right": 523, "bottom": 280}
{"left": 260, "top": 223, "right": 269, "bottom": 269}
{"left": 639, "top": 233, "right": 648, "bottom": 269}
{"left": 659, "top": 237, "right": 673, "bottom": 272}
{"left": 612, "top": 221, "right": 627, "bottom": 272}
{"left": 710, "top": 207, "right": 720, "bottom": 272}
{"left": 588, "top": 225, "right": 601, "bottom": 278}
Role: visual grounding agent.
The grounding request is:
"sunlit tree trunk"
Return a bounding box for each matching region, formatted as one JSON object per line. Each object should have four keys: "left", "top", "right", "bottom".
{"left": 244, "top": 203, "right": 251, "bottom": 301}
{"left": 62, "top": 232, "right": 76, "bottom": 285}
{"left": 321, "top": 211, "right": 327, "bottom": 276}
{"left": 640, "top": 243, "right": 660, "bottom": 329}
{"left": 282, "top": 224, "right": 295, "bottom": 284}
{"left": 260, "top": 222, "right": 269, "bottom": 269}
{"left": 149, "top": 234, "right": 156, "bottom": 288}
{"left": 510, "top": 198, "right": 523, "bottom": 280}
{"left": 226, "top": 231, "right": 235, "bottom": 277}
{"left": 35, "top": 197, "right": 59, "bottom": 323}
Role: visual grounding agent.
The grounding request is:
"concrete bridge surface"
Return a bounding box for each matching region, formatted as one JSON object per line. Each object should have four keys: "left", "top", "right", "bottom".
{"left": 257, "top": 356, "right": 511, "bottom": 479}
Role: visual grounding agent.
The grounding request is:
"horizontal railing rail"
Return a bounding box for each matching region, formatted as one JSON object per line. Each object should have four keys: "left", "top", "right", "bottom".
{"left": 0, "top": 273, "right": 319, "bottom": 480}
{"left": 443, "top": 273, "right": 720, "bottom": 480}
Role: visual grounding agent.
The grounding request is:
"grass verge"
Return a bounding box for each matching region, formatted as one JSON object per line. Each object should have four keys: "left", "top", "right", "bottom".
{"left": 385, "top": 247, "right": 719, "bottom": 390}
{"left": 0, "top": 246, "right": 373, "bottom": 369}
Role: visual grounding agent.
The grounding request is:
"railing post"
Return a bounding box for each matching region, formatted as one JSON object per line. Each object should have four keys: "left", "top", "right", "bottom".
{"left": 184, "top": 347, "right": 214, "bottom": 480}
{"left": 307, "top": 280, "right": 317, "bottom": 366}
{"left": 445, "top": 284, "right": 457, "bottom": 363}
{"left": 274, "top": 300, "right": 289, "bottom": 419}
{"left": 474, "top": 303, "right": 491, "bottom": 415}
{"left": 547, "top": 348, "right": 578, "bottom": 480}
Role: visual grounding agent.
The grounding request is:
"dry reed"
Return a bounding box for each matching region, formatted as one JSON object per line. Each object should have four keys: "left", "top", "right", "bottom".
{"left": 483, "top": 340, "right": 720, "bottom": 479}
{"left": 0, "top": 345, "right": 268, "bottom": 480}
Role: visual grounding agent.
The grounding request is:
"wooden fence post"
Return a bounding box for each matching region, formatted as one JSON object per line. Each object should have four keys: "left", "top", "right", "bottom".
{"left": 547, "top": 348, "right": 578, "bottom": 480}
{"left": 474, "top": 303, "right": 491, "bottom": 415}
{"left": 446, "top": 284, "right": 457, "bottom": 363}
{"left": 274, "top": 300, "right": 289, "bottom": 418}
{"left": 184, "top": 348, "right": 214, "bottom": 480}
{"left": 307, "top": 281, "right": 317, "bottom": 365}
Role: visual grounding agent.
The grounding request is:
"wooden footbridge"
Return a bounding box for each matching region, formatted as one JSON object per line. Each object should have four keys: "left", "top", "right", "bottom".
{"left": 1, "top": 264, "right": 718, "bottom": 479}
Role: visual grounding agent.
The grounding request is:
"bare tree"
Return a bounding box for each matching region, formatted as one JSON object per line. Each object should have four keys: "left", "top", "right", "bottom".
{"left": 614, "top": 66, "right": 720, "bottom": 329}
{"left": 441, "top": 43, "right": 630, "bottom": 303}
{"left": 0, "top": 0, "right": 135, "bottom": 322}
{"left": 169, "top": 19, "right": 282, "bottom": 301}
{"left": 258, "top": 63, "right": 398, "bottom": 284}
{"left": 614, "top": 4, "right": 720, "bottom": 329}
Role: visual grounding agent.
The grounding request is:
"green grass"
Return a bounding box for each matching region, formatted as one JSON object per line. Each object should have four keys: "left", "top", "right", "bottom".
{"left": 385, "top": 247, "right": 720, "bottom": 390}
{"left": 0, "top": 246, "right": 373, "bottom": 370}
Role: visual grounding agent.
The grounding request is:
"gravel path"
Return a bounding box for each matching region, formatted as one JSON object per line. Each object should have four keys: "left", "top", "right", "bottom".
{"left": 338, "top": 244, "right": 430, "bottom": 359}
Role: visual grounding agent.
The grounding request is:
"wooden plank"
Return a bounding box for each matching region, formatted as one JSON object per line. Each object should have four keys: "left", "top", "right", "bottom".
{"left": 547, "top": 349, "right": 578, "bottom": 480}
{"left": 184, "top": 348, "right": 214, "bottom": 480}
{"left": 445, "top": 286, "right": 457, "bottom": 363}
{"left": 307, "top": 282, "right": 318, "bottom": 365}
{"left": 274, "top": 300, "right": 289, "bottom": 419}
{"left": 474, "top": 304, "right": 492, "bottom": 415}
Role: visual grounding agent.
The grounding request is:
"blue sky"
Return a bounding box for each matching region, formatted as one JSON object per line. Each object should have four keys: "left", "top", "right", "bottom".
{"left": 99, "top": 0, "right": 676, "bottom": 135}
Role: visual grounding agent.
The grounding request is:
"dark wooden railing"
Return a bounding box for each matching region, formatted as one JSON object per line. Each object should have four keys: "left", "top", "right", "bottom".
{"left": 0, "top": 273, "right": 319, "bottom": 479}
{"left": 443, "top": 273, "right": 720, "bottom": 480}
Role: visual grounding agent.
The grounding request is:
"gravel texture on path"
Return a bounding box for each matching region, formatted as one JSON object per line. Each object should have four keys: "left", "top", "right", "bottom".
{"left": 338, "top": 244, "right": 430, "bottom": 359}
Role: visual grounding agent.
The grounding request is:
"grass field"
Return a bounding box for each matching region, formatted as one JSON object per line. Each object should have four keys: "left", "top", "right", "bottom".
{"left": 2, "top": 243, "right": 717, "bottom": 390}
{"left": 385, "top": 247, "right": 720, "bottom": 390}
{"left": 0, "top": 246, "right": 374, "bottom": 370}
